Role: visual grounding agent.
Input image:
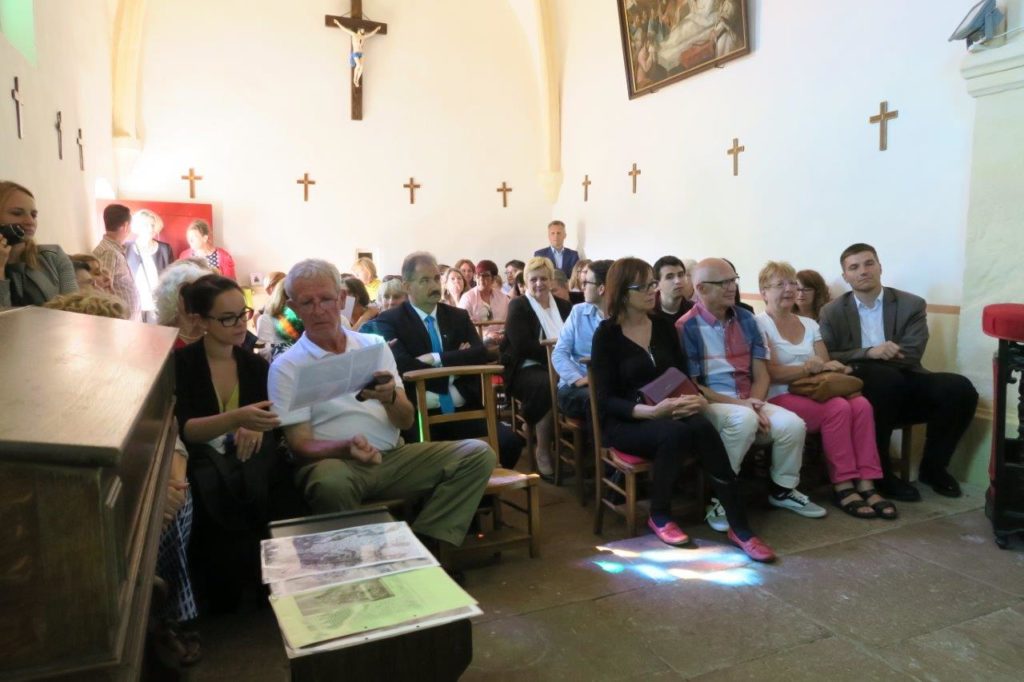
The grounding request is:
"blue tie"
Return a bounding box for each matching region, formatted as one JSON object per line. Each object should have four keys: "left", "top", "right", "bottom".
{"left": 425, "top": 315, "right": 454, "bottom": 414}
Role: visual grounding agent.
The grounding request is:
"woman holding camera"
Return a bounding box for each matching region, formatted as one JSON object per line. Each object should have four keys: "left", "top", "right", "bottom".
{"left": 1, "top": 181, "right": 77, "bottom": 307}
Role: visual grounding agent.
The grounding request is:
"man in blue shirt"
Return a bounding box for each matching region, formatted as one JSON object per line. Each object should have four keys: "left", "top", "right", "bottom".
{"left": 552, "top": 259, "right": 613, "bottom": 419}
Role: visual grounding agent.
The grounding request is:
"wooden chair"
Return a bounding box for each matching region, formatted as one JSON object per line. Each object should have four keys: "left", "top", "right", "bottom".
{"left": 402, "top": 364, "right": 541, "bottom": 561}
{"left": 542, "top": 338, "right": 588, "bottom": 505}
{"left": 892, "top": 422, "right": 917, "bottom": 481}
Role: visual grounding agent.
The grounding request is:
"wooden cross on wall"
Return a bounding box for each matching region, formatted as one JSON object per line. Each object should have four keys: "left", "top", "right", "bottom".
{"left": 496, "top": 181, "right": 512, "bottom": 208}
{"left": 181, "top": 167, "right": 203, "bottom": 199}
{"left": 403, "top": 177, "right": 421, "bottom": 204}
{"left": 55, "top": 111, "right": 63, "bottom": 160}
{"left": 297, "top": 173, "right": 317, "bottom": 202}
{"left": 727, "top": 138, "right": 745, "bottom": 176}
{"left": 325, "top": 0, "right": 388, "bottom": 121}
{"left": 76, "top": 129, "right": 85, "bottom": 171}
{"left": 628, "top": 163, "right": 641, "bottom": 194}
{"left": 869, "top": 100, "right": 899, "bottom": 151}
{"left": 11, "top": 77, "right": 24, "bottom": 139}
{"left": 582, "top": 174, "right": 591, "bottom": 202}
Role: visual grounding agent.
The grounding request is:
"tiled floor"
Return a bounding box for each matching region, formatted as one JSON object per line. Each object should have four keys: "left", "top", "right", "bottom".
{"left": 188, "top": 480, "right": 1024, "bottom": 681}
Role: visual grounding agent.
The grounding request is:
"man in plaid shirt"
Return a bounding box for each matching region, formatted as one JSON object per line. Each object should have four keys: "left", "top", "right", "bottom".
{"left": 93, "top": 204, "right": 140, "bottom": 320}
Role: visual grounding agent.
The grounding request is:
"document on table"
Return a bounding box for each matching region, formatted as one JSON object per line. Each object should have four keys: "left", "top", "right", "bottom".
{"left": 269, "top": 556, "right": 438, "bottom": 597}
{"left": 260, "top": 522, "right": 433, "bottom": 584}
{"left": 269, "top": 567, "right": 478, "bottom": 650}
{"left": 282, "top": 341, "right": 386, "bottom": 412}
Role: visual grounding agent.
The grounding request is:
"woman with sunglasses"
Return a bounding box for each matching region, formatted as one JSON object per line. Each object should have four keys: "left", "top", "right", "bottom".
{"left": 174, "top": 274, "right": 293, "bottom": 612}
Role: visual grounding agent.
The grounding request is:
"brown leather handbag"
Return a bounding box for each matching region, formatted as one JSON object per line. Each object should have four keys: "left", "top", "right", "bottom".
{"left": 789, "top": 371, "right": 863, "bottom": 402}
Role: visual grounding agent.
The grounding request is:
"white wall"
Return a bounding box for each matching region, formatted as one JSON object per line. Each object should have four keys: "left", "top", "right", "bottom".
{"left": 121, "top": 0, "right": 550, "bottom": 281}
{"left": 552, "top": 0, "right": 976, "bottom": 309}
{"left": 0, "top": 0, "right": 116, "bottom": 253}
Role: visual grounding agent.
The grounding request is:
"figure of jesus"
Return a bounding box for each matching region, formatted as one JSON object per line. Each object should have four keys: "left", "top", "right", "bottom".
{"left": 334, "top": 20, "right": 381, "bottom": 88}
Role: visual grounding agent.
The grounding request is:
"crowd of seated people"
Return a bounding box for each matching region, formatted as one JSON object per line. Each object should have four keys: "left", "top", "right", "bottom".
{"left": 3, "top": 186, "right": 983, "bottom": 661}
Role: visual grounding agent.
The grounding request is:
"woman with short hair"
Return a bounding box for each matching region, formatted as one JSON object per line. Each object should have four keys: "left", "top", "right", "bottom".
{"left": 178, "top": 220, "right": 236, "bottom": 280}
{"left": 351, "top": 257, "right": 381, "bottom": 300}
{"left": 458, "top": 259, "right": 509, "bottom": 345}
{"left": 502, "top": 257, "right": 572, "bottom": 476}
{"left": 127, "top": 209, "right": 174, "bottom": 323}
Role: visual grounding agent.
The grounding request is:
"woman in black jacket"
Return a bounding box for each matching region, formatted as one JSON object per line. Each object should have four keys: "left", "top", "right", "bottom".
{"left": 174, "top": 274, "right": 299, "bottom": 611}
{"left": 591, "top": 258, "right": 774, "bottom": 561}
{"left": 502, "top": 256, "right": 572, "bottom": 476}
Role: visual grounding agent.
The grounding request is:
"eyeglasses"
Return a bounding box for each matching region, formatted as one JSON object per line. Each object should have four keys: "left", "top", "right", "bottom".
{"left": 795, "top": 287, "right": 814, "bottom": 294}
{"left": 704, "top": 277, "right": 740, "bottom": 288}
{"left": 581, "top": 279, "right": 600, "bottom": 287}
{"left": 206, "top": 307, "right": 254, "bottom": 327}
{"left": 627, "top": 281, "right": 659, "bottom": 292}
{"left": 294, "top": 297, "right": 339, "bottom": 312}
{"left": 765, "top": 280, "right": 799, "bottom": 290}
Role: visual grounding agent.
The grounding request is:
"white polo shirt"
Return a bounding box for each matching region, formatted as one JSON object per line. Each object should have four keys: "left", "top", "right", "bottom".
{"left": 268, "top": 329, "right": 404, "bottom": 452}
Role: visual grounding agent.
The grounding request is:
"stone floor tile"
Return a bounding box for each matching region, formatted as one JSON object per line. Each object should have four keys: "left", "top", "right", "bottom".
{"left": 755, "top": 536, "right": 1019, "bottom": 647}
{"left": 689, "top": 636, "right": 912, "bottom": 681}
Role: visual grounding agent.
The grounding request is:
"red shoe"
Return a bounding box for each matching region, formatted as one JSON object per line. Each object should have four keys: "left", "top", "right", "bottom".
{"left": 728, "top": 528, "right": 776, "bottom": 563}
{"left": 647, "top": 517, "right": 690, "bottom": 546}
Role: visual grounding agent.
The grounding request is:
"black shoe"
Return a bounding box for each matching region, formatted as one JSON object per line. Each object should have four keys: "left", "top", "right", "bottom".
{"left": 918, "top": 467, "right": 962, "bottom": 498}
{"left": 876, "top": 475, "right": 921, "bottom": 502}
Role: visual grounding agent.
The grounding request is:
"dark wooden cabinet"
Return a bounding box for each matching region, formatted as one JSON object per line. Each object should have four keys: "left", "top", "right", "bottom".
{"left": 0, "top": 307, "right": 179, "bottom": 681}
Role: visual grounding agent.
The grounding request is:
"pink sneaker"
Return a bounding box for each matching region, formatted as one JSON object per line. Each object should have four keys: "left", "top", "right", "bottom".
{"left": 728, "top": 528, "right": 776, "bottom": 563}
{"left": 647, "top": 517, "right": 690, "bottom": 546}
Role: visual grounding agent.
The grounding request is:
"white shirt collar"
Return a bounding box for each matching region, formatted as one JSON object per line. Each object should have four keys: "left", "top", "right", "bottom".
{"left": 854, "top": 291, "right": 883, "bottom": 312}
{"left": 412, "top": 304, "right": 438, "bottom": 321}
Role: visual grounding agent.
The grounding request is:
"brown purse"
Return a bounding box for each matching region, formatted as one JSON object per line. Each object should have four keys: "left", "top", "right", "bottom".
{"left": 789, "top": 371, "right": 864, "bottom": 402}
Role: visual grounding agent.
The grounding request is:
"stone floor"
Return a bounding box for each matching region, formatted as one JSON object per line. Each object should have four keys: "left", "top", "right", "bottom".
{"left": 187, "top": 480, "right": 1024, "bottom": 681}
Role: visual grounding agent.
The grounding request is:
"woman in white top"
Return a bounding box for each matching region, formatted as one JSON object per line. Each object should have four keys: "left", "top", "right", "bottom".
{"left": 128, "top": 209, "right": 174, "bottom": 323}
{"left": 754, "top": 261, "right": 896, "bottom": 520}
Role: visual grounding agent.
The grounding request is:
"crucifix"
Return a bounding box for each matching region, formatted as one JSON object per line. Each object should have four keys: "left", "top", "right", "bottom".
{"left": 325, "top": 0, "right": 388, "bottom": 121}
{"left": 403, "top": 177, "right": 421, "bottom": 204}
{"left": 76, "top": 129, "right": 85, "bottom": 171}
{"left": 55, "top": 111, "right": 63, "bottom": 160}
{"left": 496, "top": 181, "right": 512, "bottom": 208}
{"left": 297, "top": 173, "right": 317, "bottom": 202}
{"left": 582, "top": 174, "right": 592, "bottom": 202}
{"left": 869, "top": 100, "right": 899, "bottom": 151}
{"left": 628, "top": 163, "right": 641, "bottom": 194}
{"left": 11, "top": 77, "right": 24, "bottom": 139}
{"left": 181, "top": 167, "right": 203, "bottom": 199}
{"left": 727, "top": 138, "right": 745, "bottom": 176}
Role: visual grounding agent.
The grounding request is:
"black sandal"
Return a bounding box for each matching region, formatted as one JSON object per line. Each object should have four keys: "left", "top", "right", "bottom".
{"left": 858, "top": 488, "right": 898, "bottom": 520}
{"left": 832, "top": 487, "right": 876, "bottom": 519}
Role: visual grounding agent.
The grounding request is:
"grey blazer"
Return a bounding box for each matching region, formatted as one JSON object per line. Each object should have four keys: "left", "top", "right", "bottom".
{"left": 818, "top": 287, "right": 929, "bottom": 371}
{"left": 0, "top": 244, "right": 79, "bottom": 307}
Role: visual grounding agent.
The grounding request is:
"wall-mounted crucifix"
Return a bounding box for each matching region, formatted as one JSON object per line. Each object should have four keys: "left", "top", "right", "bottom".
{"left": 727, "top": 138, "right": 745, "bottom": 176}
{"left": 76, "top": 129, "right": 85, "bottom": 171}
{"left": 403, "top": 177, "right": 421, "bottom": 204}
{"left": 628, "top": 163, "right": 641, "bottom": 194}
{"left": 325, "top": 0, "right": 388, "bottom": 121}
{"left": 11, "top": 77, "right": 24, "bottom": 139}
{"left": 181, "top": 167, "right": 203, "bottom": 199}
{"left": 869, "top": 100, "right": 899, "bottom": 151}
{"left": 55, "top": 111, "right": 63, "bottom": 160}
{"left": 297, "top": 173, "right": 317, "bottom": 202}
{"left": 496, "top": 181, "right": 512, "bottom": 208}
{"left": 582, "top": 174, "right": 592, "bottom": 202}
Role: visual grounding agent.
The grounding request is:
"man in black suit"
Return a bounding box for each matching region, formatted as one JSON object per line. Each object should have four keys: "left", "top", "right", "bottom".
{"left": 820, "top": 243, "right": 978, "bottom": 501}
{"left": 375, "top": 252, "right": 523, "bottom": 468}
{"left": 533, "top": 220, "right": 580, "bottom": 279}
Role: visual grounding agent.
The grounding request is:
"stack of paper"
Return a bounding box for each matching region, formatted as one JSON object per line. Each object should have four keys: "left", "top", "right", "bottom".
{"left": 261, "top": 522, "right": 481, "bottom": 657}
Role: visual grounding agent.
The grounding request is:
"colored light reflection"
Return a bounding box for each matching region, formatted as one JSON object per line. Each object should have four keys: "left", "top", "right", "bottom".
{"left": 590, "top": 543, "right": 762, "bottom": 587}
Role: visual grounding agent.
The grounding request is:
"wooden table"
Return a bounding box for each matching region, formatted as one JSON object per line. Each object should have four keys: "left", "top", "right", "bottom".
{"left": 268, "top": 509, "right": 474, "bottom": 682}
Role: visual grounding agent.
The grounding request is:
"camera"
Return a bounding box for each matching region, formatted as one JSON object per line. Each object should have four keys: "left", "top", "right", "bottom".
{"left": 0, "top": 224, "right": 26, "bottom": 246}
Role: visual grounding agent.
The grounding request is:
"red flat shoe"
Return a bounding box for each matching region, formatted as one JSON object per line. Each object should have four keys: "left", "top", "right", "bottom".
{"left": 647, "top": 517, "right": 690, "bottom": 546}
{"left": 728, "top": 528, "right": 776, "bottom": 563}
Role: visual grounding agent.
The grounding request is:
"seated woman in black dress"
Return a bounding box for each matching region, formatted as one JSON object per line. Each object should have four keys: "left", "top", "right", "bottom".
{"left": 502, "top": 256, "right": 573, "bottom": 476}
{"left": 590, "top": 258, "right": 775, "bottom": 561}
{"left": 175, "top": 274, "right": 300, "bottom": 611}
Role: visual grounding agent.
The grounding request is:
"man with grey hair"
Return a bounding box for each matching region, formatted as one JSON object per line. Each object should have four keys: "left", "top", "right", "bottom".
{"left": 268, "top": 258, "right": 496, "bottom": 553}
{"left": 375, "top": 252, "right": 524, "bottom": 468}
{"left": 677, "top": 257, "right": 824, "bottom": 531}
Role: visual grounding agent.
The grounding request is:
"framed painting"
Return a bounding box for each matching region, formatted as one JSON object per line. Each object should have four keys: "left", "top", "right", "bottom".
{"left": 617, "top": 0, "right": 750, "bottom": 99}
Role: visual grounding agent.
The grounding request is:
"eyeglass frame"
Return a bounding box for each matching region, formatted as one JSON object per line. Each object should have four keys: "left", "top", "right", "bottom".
{"left": 763, "top": 280, "right": 799, "bottom": 290}
{"left": 205, "top": 306, "right": 254, "bottom": 327}
{"left": 703, "top": 276, "right": 740, "bottom": 288}
{"left": 292, "top": 296, "right": 340, "bottom": 313}
{"left": 627, "top": 280, "right": 659, "bottom": 292}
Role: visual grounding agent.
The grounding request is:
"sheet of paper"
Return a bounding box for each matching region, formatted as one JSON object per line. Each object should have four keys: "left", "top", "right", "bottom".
{"left": 283, "top": 605, "right": 483, "bottom": 658}
{"left": 260, "top": 522, "right": 432, "bottom": 584}
{"left": 269, "top": 567, "right": 478, "bottom": 649}
{"left": 283, "top": 341, "right": 385, "bottom": 412}
{"left": 269, "top": 556, "right": 438, "bottom": 596}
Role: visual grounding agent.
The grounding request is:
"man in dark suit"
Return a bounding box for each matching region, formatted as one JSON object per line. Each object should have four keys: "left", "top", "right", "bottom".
{"left": 820, "top": 243, "right": 978, "bottom": 501}
{"left": 375, "top": 251, "right": 523, "bottom": 468}
{"left": 533, "top": 220, "right": 579, "bottom": 279}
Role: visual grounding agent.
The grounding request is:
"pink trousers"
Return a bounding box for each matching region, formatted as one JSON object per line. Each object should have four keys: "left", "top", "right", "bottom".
{"left": 769, "top": 393, "right": 883, "bottom": 484}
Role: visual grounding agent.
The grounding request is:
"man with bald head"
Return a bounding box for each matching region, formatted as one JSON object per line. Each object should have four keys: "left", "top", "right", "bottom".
{"left": 677, "top": 258, "right": 824, "bottom": 530}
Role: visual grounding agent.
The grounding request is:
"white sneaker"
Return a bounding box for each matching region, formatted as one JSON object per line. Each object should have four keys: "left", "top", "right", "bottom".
{"left": 705, "top": 498, "right": 729, "bottom": 532}
{"left": 769, "top": 488, "right": 827, "bottom": 518}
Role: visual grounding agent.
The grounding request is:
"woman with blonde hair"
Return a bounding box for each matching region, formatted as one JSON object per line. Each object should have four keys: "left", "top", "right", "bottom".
{"left": 128, "top": 209, "right": 175, "bottom": 323}
{"left": 502, "top": 256, "right": 572, "bottom": 475}
{"left": 178, "top": 219, "right": 236, "bottom": 280}
{"left": 255, "top": 274, "right": 304, "bottom": 360}
{"left": 755, "top": 260, "right": 895, "bottom": 520}
{"left": 69, "top": 253, "right": 115, "bottom": 295}
{"left": 43, "top": 291, "right": 129, "bottom": 319}
{"left": 1, "top": 181, "right": 77, "bottom": 307}
{"left": 351, "top": 257, "right": 381, "bottom": 300}
{"left": 442, "top": 267, "right": 466, "bottom": 307}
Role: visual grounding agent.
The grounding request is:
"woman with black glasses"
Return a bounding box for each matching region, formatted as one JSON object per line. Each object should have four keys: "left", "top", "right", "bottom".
{"left": 174, "top": 274, "right": 300, "bottom": 612}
